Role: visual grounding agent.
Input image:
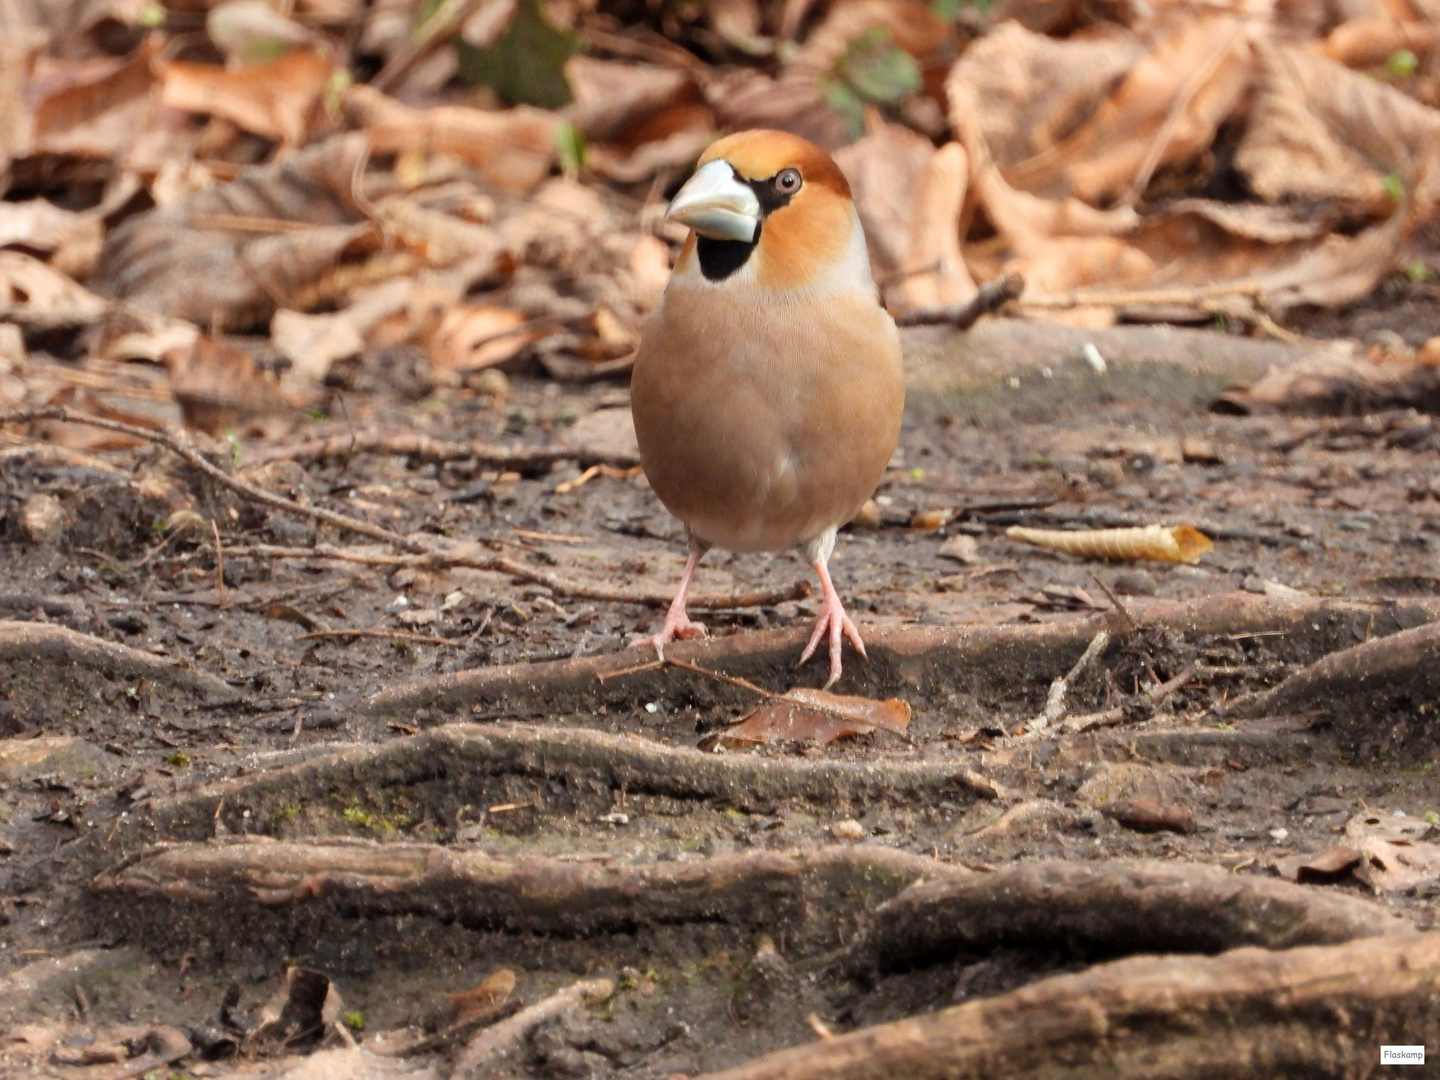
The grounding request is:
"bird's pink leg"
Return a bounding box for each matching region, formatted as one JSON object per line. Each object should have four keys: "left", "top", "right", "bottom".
{"left": 798, "top": 554, "right": 867, "bottom": 691}
{"left": 631, "top": 545, "right": 708, "bottom": 660}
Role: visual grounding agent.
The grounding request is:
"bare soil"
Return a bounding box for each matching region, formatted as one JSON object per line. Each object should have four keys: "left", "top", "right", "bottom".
{"left": 3, "top": 320, "right": 1440, "bottom": 1078}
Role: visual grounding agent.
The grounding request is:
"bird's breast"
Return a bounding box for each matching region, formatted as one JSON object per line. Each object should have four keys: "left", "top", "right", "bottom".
{"left": 630, "top": 285, "right": 904, "bottom": 554}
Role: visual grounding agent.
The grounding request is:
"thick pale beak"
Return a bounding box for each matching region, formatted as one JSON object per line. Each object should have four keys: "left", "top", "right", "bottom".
{"left": 666, "top": 159, "right": 760, "bottom": 243}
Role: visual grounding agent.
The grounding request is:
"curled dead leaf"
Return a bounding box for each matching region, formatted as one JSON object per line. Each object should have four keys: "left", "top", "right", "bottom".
{"left": 445, "top": 968, "right": 517, "bottom": 1027}
{"left": 1005, "top": 524, "right": 1213, "bottom": 564}
{"left": 344, "top": 83, "right": 560, "bottom": 194}
{"left": 703, "top": 688, "right": 911, "bottom": 750}
{"left": 161, "top": 47, "right": 334, "bottom": 147}
{"left": 0, "top": 200, "right": 103, "bottom": 278}
{"left": 429, "top": 305, "right": 550, "bottom": 373}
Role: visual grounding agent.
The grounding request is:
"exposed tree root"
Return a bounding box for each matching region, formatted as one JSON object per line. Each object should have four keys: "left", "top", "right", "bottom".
{"left": 360, "top": 592, "right": 1440, "bottom": 718}
{"left": 0, "top": 620, "right": 236, "bottom": 703}
{"left": 141, "top": 723, "right": 1003, "bottom": 843}
{"left": 694, "top": 932, "right": 1440, "bottom": 1080}
{"left": 89, "top": 843, "right": 951, "bottom": 959}
{"left": 839, "top": 860, "right": 1408, "bottom": 980}
{"left": 1230, "top": 621, "right": 1440, "bottom": 762}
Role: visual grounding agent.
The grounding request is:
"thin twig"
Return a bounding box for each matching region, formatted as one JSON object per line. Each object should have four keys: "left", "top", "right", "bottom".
{"left": 296, "top": 627, "right": 457, "bottom": 645}
{"left": 242, "top": 429, "right": 639, "bottom": 470}
{"left": 0, "top": 407, "right": 420, "bottom": 551}
{"left": 894, "top": 273, "right": 1025, "bottom": 330}
{"left": 664, "top": 657, "right": 784, "bottom": 700}
{"left": 222, "top": 543, "right": 809, "bottom": 610}
{"left": 1025, "top": 630, "right": 1111, "bottom": 736}
{"left": 1057, "top": 663, "right": 1195, "bottom": 735}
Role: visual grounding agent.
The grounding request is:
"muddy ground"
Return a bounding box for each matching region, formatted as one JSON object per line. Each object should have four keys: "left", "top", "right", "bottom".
{"left": 2, "top": 316, "right": 1440, "bottom": 1078}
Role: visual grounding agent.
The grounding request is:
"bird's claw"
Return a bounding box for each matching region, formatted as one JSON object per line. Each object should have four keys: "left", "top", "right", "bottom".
{"left": 631, "top": 614, "right": 708, "bottom": 661}
{"left": 798, "top": 595, "right": 867, "bottom": 690}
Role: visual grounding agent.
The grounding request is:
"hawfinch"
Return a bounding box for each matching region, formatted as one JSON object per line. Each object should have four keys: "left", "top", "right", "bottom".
{"left": 630, "top": 129, "right": 905, "bottom": 689}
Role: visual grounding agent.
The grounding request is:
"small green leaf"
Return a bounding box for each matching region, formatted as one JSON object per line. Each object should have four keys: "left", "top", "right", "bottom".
{"left": 1405, "top": 259, "right": 1430, "bottom": 282}
{"left": 1382, "top": 172, "right": 1406, "bottom": 202}
{"left": 1387, "top": 49, "right": 1418, "bottom": 78}
{"left": 556, "top": 120, "right": 586, "bottom": 177}
{"left": 165, "top": 751, "right": 191, "bottom": 768}
{"left": 821, "top": 78, "right": 868, "bottom": 141}
{"left": 139, "top": 2, "right": 167, "bottom": 27}
{"left": 835, "top": 27, "right": 921, "bottom": 106}
{"left": 455, "top": 0, "right": 582, "bottom": 109}
{"left": 1426, "top": 810, "right": 1440, "bottom": 826}
{"left": 344, "top": 1010, "right": 366, "bottom": 1031}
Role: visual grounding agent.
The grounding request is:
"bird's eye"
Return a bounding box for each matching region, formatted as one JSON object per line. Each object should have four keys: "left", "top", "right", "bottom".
{"left": 774, "top": 168, "right": 802, "bottom": 194}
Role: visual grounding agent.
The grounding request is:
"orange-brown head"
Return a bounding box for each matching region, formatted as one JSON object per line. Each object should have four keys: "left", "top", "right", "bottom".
{"left": 666, "top": 129, "right": 870, "bottom": 296}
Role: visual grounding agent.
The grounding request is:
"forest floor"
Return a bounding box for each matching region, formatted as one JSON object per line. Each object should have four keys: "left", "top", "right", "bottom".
{"left": 3, "top": 310, "right": 1440, "bottom": 1078}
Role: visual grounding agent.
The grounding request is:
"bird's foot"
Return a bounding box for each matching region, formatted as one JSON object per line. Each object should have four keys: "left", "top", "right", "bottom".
{"left": 798, "top": 593, "right": 867, "bottom": 691}
{"left": 630, "top": 610, "right": 708, "bottom": 661}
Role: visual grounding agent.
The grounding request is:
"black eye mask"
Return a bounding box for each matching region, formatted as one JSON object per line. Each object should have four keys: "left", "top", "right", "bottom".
{"left": 694, "top": 167, "right": 800, "bottom": 282}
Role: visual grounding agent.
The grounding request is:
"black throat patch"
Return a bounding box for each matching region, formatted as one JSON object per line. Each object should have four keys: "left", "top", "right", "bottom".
{"left": 696, "top": 227, "right": 760, "bottom": 282}
{"left": 693, "top": 167, "right": 799, "bottom": 282}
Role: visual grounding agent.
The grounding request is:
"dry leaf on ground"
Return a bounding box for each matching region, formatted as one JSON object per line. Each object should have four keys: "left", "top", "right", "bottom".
{"left": 0, "top": 200, "right": 103, "bottom": 279}
{"left": 1005, "top": 524, "right": 1214, "bottom": 564}
{"left": 160, "top": 48, "right": 334, "bottom": 148}
{"left": 705, "top": 688, "right": 911, "bottom": 749}
{"left": 344, "top": 84, "right": 560, "bottom": 194}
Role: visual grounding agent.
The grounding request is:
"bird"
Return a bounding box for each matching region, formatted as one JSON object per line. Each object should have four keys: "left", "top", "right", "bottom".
{"left": 629, "top": 128, "right": 905, "bottom": 690}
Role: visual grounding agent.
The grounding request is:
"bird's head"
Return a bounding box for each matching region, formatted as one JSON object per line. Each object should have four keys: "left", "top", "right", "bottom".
{"left": 665, "top": 129, "right": 871, "bottom": 295}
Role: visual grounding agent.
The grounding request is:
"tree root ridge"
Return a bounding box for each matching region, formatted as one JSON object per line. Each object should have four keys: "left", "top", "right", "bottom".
{"left": 840, "top": 859, "right": 1409, "bottom": 981}
{"left": 360, "top": 592, "right": 1440, "bottom": 718}
{"left": 695, "top": 932, "right": 1440, "bottom": 1080}
{"left": 142, "top": 723, "right": 1000, "bottom": 843}
{"left": 89, "top": 842, "right": 949, "bottom": 957}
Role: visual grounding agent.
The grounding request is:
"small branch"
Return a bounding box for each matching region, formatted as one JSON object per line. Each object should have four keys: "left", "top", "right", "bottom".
{"left": 449, "top": 978, "right": 615, "bottom": 1080}
{"left": 894, "top": 274, "right": 1025, "bottom": 330}
{"left": 224, "top": 543, "right": 810, "bottom": 610}
{"left": 0, "top": 408, "right": 420, "bottom": 551}
{"left": 243, "top": 430, "right": 639, "bottom": 470}
{"left": 1024, "top": 630, "right": 1110, "bottom": 736}
{"left": 1057, "top": 663, "right": 1194, "bottom": 735}
{"left": 296, "top": 627, "right": 457, "bottom": 646}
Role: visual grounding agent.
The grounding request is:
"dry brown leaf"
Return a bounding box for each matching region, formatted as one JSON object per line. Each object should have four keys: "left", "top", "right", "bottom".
{"left": 92, "top": 304, "right": 200, "bottom": 368}
{"left": 444, "top": 969, "right": 516, "bottom": 1027}
{"left": 627, "top": 235, "right": 672, "bottom": 311}
{"left": 834, "top": 120, "right": 938, "bottom": 283}
{"left": 789, "top": 0, "right": 948, "bottom": 76}
{"left": 206, "top": 0, "right": 319, "bottom": 66}
{"left": 271, "top": 309, "right": 364, "bottom": 395}
{"left": 0, "top": 199, "right": 103, "bottom": 279}
{"left": 946, "top": 21, "right": 1144, "bottom": 172}
{"left": 893, "top": 142, "right": 976, "bottom": 311}
{"left": 169, "top": 334, "right": 291, "bottom": 433}
{"left": 1005, "top": 524, "right": 1213, "bottom": 564}
{"left": 429, "top": 305, "right": 549, "bottom": 373}
{"left": 972, "top": 16, "right": 1249, "bottom": 205}
{"left": 1, "top": 0, "right": 155, "bottom": 51}
{"left": 1321, "top": 16, "right": 1440, "bottom": 68}
{"left": 0, "top": 251, "right": 108, "bottom": 329}
{"left": 709, "top": 688, "right": 911, "bottom": 749}
{"left": 1344, "top": 812, "right": 1440, "bottom": 893}
{"left": 586, "top": 110, "right": 716, "bottom": 183}
{"left": 1237, "top": 41, "right": 1440, "bottom": 214}
{"left": 708, "top": 0, "right": 767, "bottom": 50}
{"left": 104, "top": 135, "right": 374, "bottom": 328}
{"left": 562, "top": 56, "right": 696, "bottom": 143}
{"left": 344, "top": 84, "right": 560, "bottom": 194}
{"left": 1273, "top": 845, "right": 1364, "bottom": 883}
{"left": 161, "top": 47, "right": 334, "bottom": 147}
{"left": 28, "top": 36, "right": 162, "bottom": 161}
{"left": 713, "top": 71, "right": 850, "bottom": 149}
